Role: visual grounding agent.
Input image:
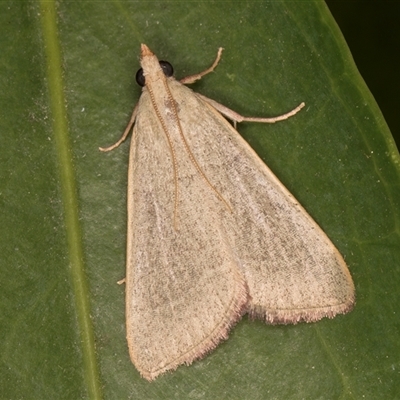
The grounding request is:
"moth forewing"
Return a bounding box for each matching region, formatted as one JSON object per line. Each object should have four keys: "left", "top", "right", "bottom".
{"left": 169, "top": 82, "right": 354, "bottom": 324}
{"left": 100, "top": 44, "right": 355, "bottom": 381}
{"left": 124, "top": 49, "right": 249, "bottom": 381}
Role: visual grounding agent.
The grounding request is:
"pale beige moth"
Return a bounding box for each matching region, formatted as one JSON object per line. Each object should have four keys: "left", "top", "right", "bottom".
{"left": 100, "top": 44, "right": 355, "bottom": 381}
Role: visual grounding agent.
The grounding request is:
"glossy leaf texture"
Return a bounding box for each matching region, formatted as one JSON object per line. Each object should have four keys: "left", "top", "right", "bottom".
{"left": 0, "top": 1, "right": 399, "bottom": 399}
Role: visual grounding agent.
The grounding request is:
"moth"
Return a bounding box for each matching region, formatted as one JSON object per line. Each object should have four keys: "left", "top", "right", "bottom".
{"left": 100, "top": 44, "right": 355, "bottom": 381}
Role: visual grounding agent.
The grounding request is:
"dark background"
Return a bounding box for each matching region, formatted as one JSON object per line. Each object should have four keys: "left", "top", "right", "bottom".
{"left": 326, "top": 1, "right": 400, "bottom": 149}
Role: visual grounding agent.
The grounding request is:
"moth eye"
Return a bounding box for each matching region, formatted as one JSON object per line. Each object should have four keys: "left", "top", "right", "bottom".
{"left": 159, "top": 61, "right": 174, "bottom": 77}
{"left": 135, "top": 68, "right": 145, "bottom": 87}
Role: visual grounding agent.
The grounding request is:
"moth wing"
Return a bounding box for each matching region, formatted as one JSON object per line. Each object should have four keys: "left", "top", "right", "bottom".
{"left": 125, "top": 89, "right": 248, "bottom": 381}
{"left": 169, "top": 81, "right": 355, "bottom": 324}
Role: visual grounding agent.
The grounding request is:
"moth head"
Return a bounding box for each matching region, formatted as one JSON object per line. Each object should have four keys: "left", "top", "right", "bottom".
{"left": 136, "top": 44, "right": 174, "bottom": 87}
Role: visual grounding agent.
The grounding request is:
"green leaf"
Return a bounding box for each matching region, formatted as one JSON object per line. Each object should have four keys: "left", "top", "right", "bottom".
{"left": 1, "top": 1, "right": 399, "bottom": 399}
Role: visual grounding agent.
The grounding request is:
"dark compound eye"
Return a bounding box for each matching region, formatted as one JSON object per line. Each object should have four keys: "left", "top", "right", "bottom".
{"left": 135, "top": 68, "right": 145, "bottom": 87}
{"left": 135, "top": 61, "right": 174, "bottom": 87}
{"left": 159, "top": 61, "right": 174, "bottom": 77}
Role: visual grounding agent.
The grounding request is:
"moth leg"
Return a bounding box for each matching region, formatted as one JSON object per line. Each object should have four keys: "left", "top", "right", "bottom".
{"left": 99, "top": 103, "right": 139, "bottom": 152}
{"left": 180, "top": 48, "right": 224, "bottom": 84}
{"left": 117, "top": 278, "right": 126, "bottom": 285}
{"left": 198, "top": 94, "right": 305, "bottom": 128}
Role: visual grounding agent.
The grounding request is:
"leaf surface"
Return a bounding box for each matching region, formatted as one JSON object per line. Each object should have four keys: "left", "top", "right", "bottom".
{"left": 1, "top": 1, "right": 399, "bottom": 399}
